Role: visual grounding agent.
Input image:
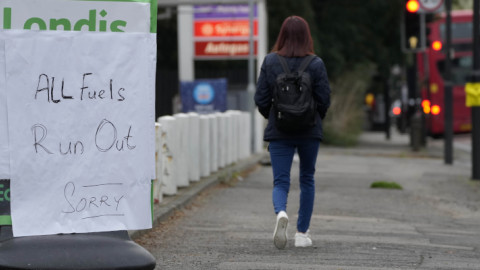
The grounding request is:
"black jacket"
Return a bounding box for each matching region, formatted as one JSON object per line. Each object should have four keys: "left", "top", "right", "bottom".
{"left": 254, "top": 52, "right": 331, "bottom": 141}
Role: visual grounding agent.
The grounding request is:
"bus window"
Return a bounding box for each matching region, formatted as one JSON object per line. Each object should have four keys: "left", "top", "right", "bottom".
{"left": 436, "top": 56, "right": 473, "bottom": 85}
{"left": 440, "top": 22, "right": 473, "bottom": 40}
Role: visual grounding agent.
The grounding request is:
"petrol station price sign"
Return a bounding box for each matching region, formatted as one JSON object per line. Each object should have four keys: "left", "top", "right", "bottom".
{"left": 193, "top": 4, "right": 257, "bottom": 59}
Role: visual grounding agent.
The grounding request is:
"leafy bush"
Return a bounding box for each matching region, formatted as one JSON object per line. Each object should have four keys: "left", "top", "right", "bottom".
{"left": 322, "top": 63, "right": 375, "bottom": 146}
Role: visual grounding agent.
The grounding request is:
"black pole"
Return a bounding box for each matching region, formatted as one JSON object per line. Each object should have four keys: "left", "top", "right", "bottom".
{"left": 472, "top": 0, "right": 480, "bottom": 180}
{"left": 444, "top": 0, "right": 454, "bottom": 165}
{"left": 407, "top": 53, "right": 422, "bottom": 151}
{"left": 384, "top": 76, "right": 391, "bottom": 140}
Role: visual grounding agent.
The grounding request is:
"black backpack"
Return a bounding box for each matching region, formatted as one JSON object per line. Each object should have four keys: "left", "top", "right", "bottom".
{"left": 272, "top": 54, "right": 317, "bottom": 133}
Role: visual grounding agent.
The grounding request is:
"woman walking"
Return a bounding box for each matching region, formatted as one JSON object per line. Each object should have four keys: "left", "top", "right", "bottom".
{"left": 254, "top": 15, "right": 331, "bottom": 249}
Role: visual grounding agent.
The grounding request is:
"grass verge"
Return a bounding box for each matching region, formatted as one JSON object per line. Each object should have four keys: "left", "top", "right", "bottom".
{"left": 370, "top": 181, "right": 403, "bottom": 190}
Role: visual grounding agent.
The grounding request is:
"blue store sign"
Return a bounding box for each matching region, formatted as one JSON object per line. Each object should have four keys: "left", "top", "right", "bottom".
{"left": 194, "top": 83, "right": 215, "bottom": 105}
{"left": 180, "top": 78, "right": 227, "bottom": 113}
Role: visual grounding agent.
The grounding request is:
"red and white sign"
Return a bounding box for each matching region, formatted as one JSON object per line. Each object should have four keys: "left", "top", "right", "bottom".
{"left": 195, "top": 20, "right": 258, "bottom": 37}
{"left": 193, "top": 4, "right": 258, "bottom": 59}
{"left": 195, "top": 41, "right": 257, "bottom": 58}
{"left": 419, "top": 0, "right": 443, "bottom": 12}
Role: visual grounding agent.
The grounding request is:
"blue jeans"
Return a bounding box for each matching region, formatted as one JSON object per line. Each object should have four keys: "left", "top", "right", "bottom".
{"left": 269, "top": 139, "right": 320, "bottom": 233}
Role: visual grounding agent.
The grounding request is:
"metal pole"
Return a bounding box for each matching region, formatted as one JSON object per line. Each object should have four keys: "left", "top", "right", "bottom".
{"left": 472, "top": 0, "right": 480, "bottom": 180}
{"left": 384, "top": 77, "right": 391, "bottom": 140}
{"left": 444, "top": 0, "right": 454, "bottom": 165}
{"left": 247, "top": 0, "right": 255, "bottom": 95}
{"left": 247, "top": 0, "right": 256, "bottom": 152}
{"left": 418, "top": 13, "right": 427, "bottom": 146}
{"left": 407, "top": 53, "right": 421, "bottom": 151}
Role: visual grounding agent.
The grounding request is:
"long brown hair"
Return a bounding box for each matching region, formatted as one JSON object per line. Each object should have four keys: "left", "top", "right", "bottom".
{"left": 271, "top": 16, "right": 314, "bottom": 57}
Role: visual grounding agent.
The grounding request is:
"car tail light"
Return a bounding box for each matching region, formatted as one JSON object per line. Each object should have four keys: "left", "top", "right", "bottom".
{"left": 431, "top": 105, "right": 441, "bottom": 115}
{"left": 422, "top": 100, "right": 431, "bottom": 114}
{"left": 365, "top": 93, "right": 374, "bottom": 108}
{"left": 392, "top": 107, "right": 401, "bottom": 115}
{"left": 432, "top": 40, "right": 442, "bottom": 51}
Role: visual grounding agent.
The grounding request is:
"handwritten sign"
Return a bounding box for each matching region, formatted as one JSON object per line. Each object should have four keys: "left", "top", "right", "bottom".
{"left": 0, "top": 0, "right": 155, "bottom": 180}
{"left": 0, "top": 0, "right": 157, "bottom": 237}
{"left": 5, "top": 31, "right": 156, "bottom": 237}
{"left": 0, "top": 38, "right": 7, "bottom": 179}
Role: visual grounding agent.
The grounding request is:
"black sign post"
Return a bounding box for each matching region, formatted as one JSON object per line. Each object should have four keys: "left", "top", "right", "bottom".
{"left": 444, "top": 0, "right": 454, "bottom": 165}
{"left": 472, "top": 0, "right": 480, "bottom": 180}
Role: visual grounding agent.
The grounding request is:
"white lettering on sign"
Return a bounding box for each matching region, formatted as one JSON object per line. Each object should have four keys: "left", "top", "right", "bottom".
{"left": 0, "top": 0, "right": 151, "bottom": 32}
{"left": 195, "top": 21, "right": 257, "bottom": 37}
{"left": 214, "top": 22, "right": 250, "bottom": 36}
{"left": 205, "top": 42, "right": 249, "bottom": 55}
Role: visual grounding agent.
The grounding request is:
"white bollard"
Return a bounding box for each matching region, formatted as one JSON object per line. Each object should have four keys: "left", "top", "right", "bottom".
{"left": 233, "top": 111, "right": 241, "bottom": 162}
{"left": 199, "top": 115, "right": 211, "bottom": 177}
{"left": 187, "top": 112, "right": 201, "bottom": 182}
{"left": 209, "top": 114, "right": 218, "bottom": 172}
{"left": 225, "top": 112, "right": 233, "bottom": 166}
{"left": 158, "top": 116, "right": 178, "bottom": 196}
{"left": 254, "top": 110, "right": 265, "bottom": 153}
{"left": 237, "top": 112, "right": 246, "bottom": 160}
{"left": 238, "top": 113, "right": 246, "bottom": 159}
{"left": 218, "top": 113, "right": 227, "bottom": 168}
{"left": 242, "top": 111, "right": 252, "bottom": 159}
{"left": 227, "top": 110, "right": 240, "bottom": 163}
{"left": 154, "top": 122, "right": 163, "bottom": 203}
{"left": 174, "top": 113, "right": 190, "bottom": 188}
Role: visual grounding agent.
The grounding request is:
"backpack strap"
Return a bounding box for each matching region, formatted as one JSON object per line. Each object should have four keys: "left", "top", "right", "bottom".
{"left": 276, "top": 54, "right": 291, "bottom": 73}
{"left": 298, "top": 55, "right": 316, "bottom": 74}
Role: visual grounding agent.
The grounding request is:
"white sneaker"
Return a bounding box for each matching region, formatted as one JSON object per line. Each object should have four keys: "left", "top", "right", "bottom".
{"left": 295, "top": 230, "right": 312, "bottom": 247}
{"left": 273, "top": 211, "right": 288, "bottom": 249}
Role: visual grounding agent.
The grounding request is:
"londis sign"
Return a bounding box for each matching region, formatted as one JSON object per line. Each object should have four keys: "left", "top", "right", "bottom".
{"left": 0, "top": 0, "right": 156, "bottom": 33}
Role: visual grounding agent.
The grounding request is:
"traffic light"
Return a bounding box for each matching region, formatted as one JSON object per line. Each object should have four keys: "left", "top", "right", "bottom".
{"left": 406, "top": 0, "right": 420, "bottom": 12}
{"left": 402, "top": 0, "right": 422, "bottom": 52}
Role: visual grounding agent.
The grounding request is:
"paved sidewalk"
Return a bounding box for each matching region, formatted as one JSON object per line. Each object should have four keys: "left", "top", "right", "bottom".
{"left": 135, "top": 131, "right": 480, "bottom": 270}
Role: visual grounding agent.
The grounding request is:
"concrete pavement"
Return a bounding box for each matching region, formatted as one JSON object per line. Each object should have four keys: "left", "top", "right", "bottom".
{"left": 134, "top": 131, "right": 480, "bottom": 269}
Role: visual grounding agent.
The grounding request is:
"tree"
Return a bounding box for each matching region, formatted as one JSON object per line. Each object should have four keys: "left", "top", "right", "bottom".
{"left": 266, "top": 0, "right": 404, "bottom": 80}
{"left": 266, "top": 0, "right": 320, "bottom": 54}
{"left": 311, "top": 0, "right": 403, "bottom": 79}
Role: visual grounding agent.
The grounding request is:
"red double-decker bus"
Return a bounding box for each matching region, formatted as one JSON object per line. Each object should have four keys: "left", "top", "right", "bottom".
{"left": 417, "top": 10, "right": 473, "bottom": 136}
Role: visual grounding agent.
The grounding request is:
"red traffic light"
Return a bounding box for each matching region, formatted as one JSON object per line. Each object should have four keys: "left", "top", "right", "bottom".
{"left": 406, "top": 0, "right": 420, "bottom": 13}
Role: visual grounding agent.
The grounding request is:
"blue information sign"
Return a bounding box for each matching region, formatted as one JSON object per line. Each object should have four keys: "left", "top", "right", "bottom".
{"left": 180, "top": 78, "right": 227, "bottom": 114}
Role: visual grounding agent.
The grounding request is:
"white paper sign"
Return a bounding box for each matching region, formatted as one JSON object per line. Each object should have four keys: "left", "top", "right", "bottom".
{"left": 0, "top": 38, "right": 7, "bottom": 179}
{"left": 6, "top": 31, "right": 156, "bottom": 236}
{"left": 0, "top": 0, "right": 153, "bottom": 179}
